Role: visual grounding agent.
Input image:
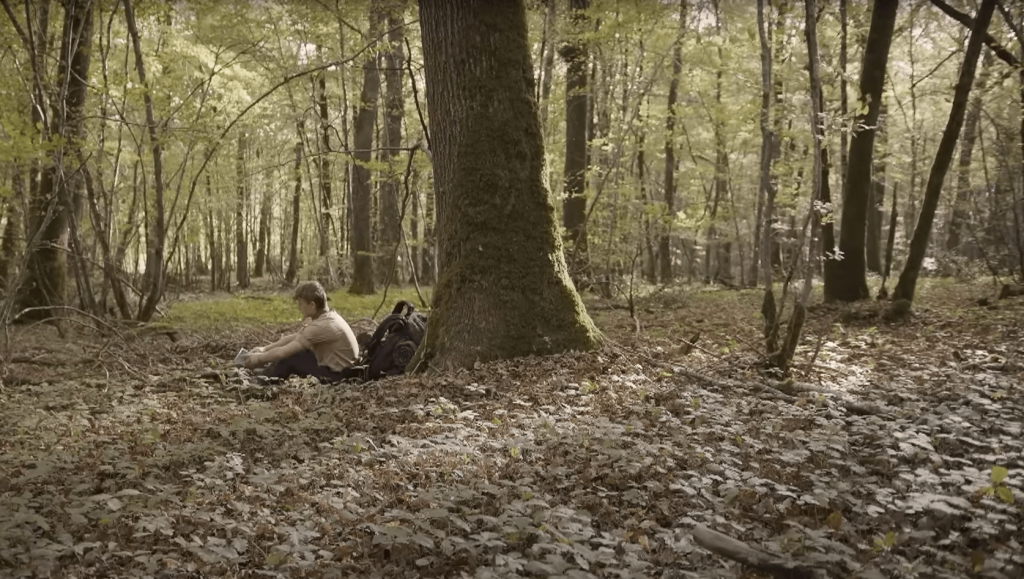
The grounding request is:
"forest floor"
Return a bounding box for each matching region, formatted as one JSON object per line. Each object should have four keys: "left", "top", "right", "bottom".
{"left": 1, "top": 279, "right": 1022, "bottom": 579}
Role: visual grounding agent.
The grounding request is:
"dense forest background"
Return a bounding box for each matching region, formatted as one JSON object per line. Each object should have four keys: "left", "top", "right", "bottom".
{"left": 1, "top": 0, "right": 1023, "bottom": 323}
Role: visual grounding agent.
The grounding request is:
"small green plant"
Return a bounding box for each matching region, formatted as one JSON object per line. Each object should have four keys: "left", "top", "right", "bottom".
{"left": 979, "top": 466, "right": 1014, "bottom": 504}
{"left": 872, "top": 531, "right": 896, "bottom": 552}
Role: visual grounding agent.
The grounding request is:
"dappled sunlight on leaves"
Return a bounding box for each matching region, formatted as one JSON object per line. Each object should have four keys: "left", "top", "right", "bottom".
{"left": 1, "top": 281, "right": 1022, "bottom": 577}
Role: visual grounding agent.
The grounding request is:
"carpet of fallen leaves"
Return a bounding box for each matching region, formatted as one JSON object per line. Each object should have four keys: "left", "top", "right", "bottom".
{"left": 1, "top": 281, "right": 1022, "bottom": 578}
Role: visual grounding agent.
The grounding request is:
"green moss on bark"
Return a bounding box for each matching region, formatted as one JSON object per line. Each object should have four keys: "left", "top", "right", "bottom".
{"left": 415, "top": 0, "right": 601, "bottom": 370}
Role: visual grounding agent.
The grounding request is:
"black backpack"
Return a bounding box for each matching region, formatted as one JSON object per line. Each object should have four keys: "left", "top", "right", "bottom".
{"left": 359, "top": 301, "right": 427, "bottom": 381}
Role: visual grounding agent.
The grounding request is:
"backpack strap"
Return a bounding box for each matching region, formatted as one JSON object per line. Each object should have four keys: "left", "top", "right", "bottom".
{"left": 392, "top": 300, "right": 416, "bottom": 317}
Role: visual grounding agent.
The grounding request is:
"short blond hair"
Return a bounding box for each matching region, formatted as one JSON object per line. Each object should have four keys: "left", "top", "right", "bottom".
{"left": 293, "top": 281, "right": 327, "bottom": 311}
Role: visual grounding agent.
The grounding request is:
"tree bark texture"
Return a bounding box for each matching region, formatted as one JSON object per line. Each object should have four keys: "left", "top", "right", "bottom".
{"left": 829, "top": 0, "right": 898, "bottom": 302}
{"left": 415, "top": 0, "right": 602, "bottom": 370}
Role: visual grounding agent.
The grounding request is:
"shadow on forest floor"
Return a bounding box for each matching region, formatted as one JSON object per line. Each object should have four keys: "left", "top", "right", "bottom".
{"left": 1, "top": 279, "right": 1022, "bottom": 578}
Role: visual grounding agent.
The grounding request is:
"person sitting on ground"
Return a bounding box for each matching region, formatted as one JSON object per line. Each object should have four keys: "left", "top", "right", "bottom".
{"left": 242, "top": 281, "right": 359, "bottom": 383}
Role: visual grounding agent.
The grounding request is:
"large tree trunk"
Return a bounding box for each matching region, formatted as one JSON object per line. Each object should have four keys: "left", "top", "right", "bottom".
{"left": 894, "top": 0, "right": 996, "bottom": 302}
{"left": 379, "top": 2, "right": 406, "bottom": 285}
{"left": 866, "top": 102, "right": 888, "bottom": 273}
{"left": 349, "top": 6, "right": 381, "bottom": 295}
{"left": 827, "top": 0, "right": 898, "bottom": 302}
{"left": 561, "top": 0, "right": 590, "bottom": 286}
{"left": 946, "top": 49, "right": 993, "bottom": 253}
{"left": 415, "top": 0, "right": 602, "bottom": 370}
{"left": 19, "top": 0, "right": 93, "bottom": 320}
{"left": 286, "top": 122, "right": 303, "bottom": 284}
{"left": 660, "top": 0, "right": 685, "bottom": 283}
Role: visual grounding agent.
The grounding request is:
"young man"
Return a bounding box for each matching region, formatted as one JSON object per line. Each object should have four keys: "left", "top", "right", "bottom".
{"left": 243, "top": 281, "right": 360, "bottom": 383}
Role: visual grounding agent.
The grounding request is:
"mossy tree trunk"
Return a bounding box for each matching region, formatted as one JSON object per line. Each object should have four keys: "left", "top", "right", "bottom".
{"left": 349, "top": 5, "right": 381, "bottom": 296}
{"left": 894, "top": 0, "right": 996, "bottom": 302}
{"left": 827, "top": 0, "right": 898, "bottom": 302}
{"left": 415, "top": 0, "right": 602, "bottom": 370}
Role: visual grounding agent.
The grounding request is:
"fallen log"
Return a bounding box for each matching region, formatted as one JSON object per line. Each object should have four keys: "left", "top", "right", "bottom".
{"left": 692, "top": 525, "right": 827, "bottom": 579}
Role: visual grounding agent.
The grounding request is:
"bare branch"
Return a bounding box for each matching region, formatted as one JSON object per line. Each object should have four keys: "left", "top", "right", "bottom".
{"left": 928, "top": 0, "right": 1019, "bottom": 67}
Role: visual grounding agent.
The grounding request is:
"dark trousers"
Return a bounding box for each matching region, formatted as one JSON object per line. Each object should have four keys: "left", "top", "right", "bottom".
{"left": 263, "top": 349, "right": 346, "bottom": 383}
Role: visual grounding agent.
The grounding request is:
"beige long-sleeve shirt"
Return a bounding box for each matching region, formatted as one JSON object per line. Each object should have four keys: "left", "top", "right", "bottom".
{"left": 251, "top": 310, "right": 359, "bottom": 371}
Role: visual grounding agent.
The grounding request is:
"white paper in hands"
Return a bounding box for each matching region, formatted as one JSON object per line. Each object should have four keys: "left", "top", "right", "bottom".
{"left": 233, "top": 348, "right": 251, "bottom": 368}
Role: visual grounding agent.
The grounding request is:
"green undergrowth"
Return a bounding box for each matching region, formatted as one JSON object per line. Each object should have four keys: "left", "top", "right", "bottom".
{"left": 164, "top": 287, "right": 431, "bottom": 329}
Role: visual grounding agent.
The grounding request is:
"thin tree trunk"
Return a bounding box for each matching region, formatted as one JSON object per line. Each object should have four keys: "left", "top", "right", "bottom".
{"left": 538, "top": 0, "right": 557, "bottom": 129}
{"left": 562, "top": 0, "right": 590, "bottom": 285}
{"left": 894, "top": 0, "right": 996, "bottom": 302}
{"left": 707, "top": 0, "right": 730, "bottom": 284}
{"left": 379, "top": 2, "right": 406, "bottom": 286}
{"left": 946, "top": 49, "right": 993, "bottom": 253}
{"left": 255, "top": 188, "right": 270, "bottom": 277}
{"left": 409, "top": 165, "right": 420, "bottom": 283}
{"left": 881, "top": 181, "right": 899, "bottom": 291}
{"left": 757, "top": 0, "right": 780, "bottom": 360}
{"left": 638, "top": 95, "right": 656, "bottom": 283}
{"left": 349, "top": 6, "right": 381, "bottom": 295}
{"left": 0, "top": 163, "right": 23, "bottom": 288}
{"left": 660, "top": 0, "right": 685, "bottom": 283}
{"left": 234, "top": 132, "right": 249, "bottom": 289}
{"left": 336, "top": 2, "right": 352, "bottom": 261}
{"left": 777, "top": 0, "right": 826, "bottom": 371}
{"left": 315, "top": 69, "right": 334, "bottom": 261}
{"left": 286, "top": 123, "right": 303, "bottom": 284}
{"left": 828, "top": 0, "right": 898, "bottom": 302}
{"left": 414, "top": 0, "right": 601, "bottom": 370}
{"left": 123, "top": 0, "right": 167, "bottom": 320}
{"left": 839, "top": 0, "right": 849, "bottom": 186}
{"left": 866, "top": 102, "right": 888, "bottom": 273}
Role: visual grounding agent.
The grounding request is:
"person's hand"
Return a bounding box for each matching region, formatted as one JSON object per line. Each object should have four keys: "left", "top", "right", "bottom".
{"left": 251, "top": 346, "right": 266, "bottom": 354}
{"left": 244, "top": 353, "right": 262, "bottom": 368}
